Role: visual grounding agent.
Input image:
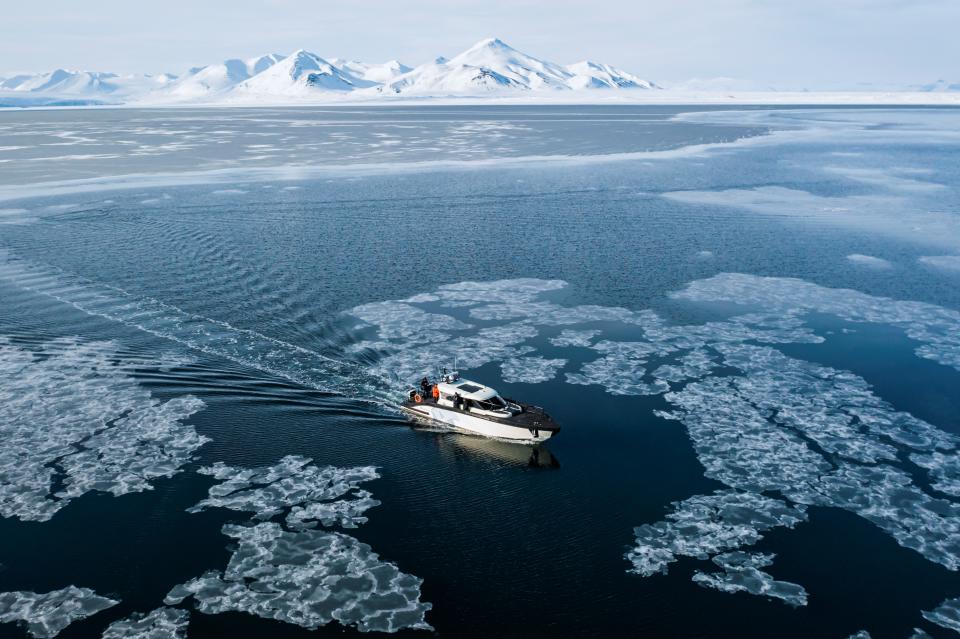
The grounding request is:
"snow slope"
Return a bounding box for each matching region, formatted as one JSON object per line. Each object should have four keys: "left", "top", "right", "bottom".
{"left": 159, "top": 54, "right": 284, "bottom": 99}
{"left": 2, "top": 38, "right": 660, "bottom": 104}
{"left": 378, "top": 38, "right": 662, "bottom": 96}
{"left": 329, "top": 59, "right": 411, "bottom": 84}
{"left": 0, "top": 69, "right": 176, "bottom": 98}
{"left": 566, "top": 61, "right": 658, "bottom": 90}
{"left": 226, "top": 50, "right": 375, "bottom": 98}
{"left": 443, "top": 38, "right": 573, "bottom": 90}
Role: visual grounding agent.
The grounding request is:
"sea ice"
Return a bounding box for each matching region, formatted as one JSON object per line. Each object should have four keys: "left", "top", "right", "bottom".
{"left": 165, "top": 523, "right": 431, "bottom": 633}
{"left": 0, "top": 586, "right": 118, "bottom": 638}
{"left": 651, "top": 349, "right": 717, "bottom": 383}
{"left": 846, "top": 254, "right": 893, "bottom": 269}
{"left": 656, "top": 341, "right": 960, "bottom": 572}
{"left": 923, "top": 596, "right": 960, "bottom": 633}
{"left": 919, "top": 255, "right": 960, "bottom": 272}
{"left": 0, "top": 337, "right": 208, "bottom": 522}
{"left": 548, "top": 329, "right": 600, "bottom": 347}
{"left": 500, "top": 356, "right": 566, "bottom": 383}
{"left": 360, "top": 322, "right": 538, "bottom": 383}
{"left": 671, "top": 273, "right": 960, "bottom": 372}
{"left": 627, "top": 490, "right": 807, "bottom": 577}
{"left": 188, "top": 455, "right": 380, "bottom": 529}
{"left": 692, "top": 552, "right": 808, "bottom": 607}
{"left": 101, "top": 607, "right": 189, "bottom": 639}
{"left": 567, "top": 353, "right": 669, "bottom": 396}
{"left": 911, "top": 451, "right": 960, "bottom": 497}
{"left": 349, "top": 300, "right": 472, "bottom": 341}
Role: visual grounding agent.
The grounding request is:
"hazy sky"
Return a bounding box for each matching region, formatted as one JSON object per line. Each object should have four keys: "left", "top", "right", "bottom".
{"left": 2, "top": 0, "right": 957, "bottom": 87}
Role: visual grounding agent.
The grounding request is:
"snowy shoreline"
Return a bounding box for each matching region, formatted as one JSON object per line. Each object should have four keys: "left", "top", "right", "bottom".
{"left": 4, "top": 38, "right": 959, "bottom": 110}
{"left": 4, "top": 91, "right": 960, "bottom": 110}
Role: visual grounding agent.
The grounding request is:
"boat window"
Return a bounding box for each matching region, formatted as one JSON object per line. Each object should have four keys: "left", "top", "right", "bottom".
{"left": 457, "top": 383, "right": 483, "bottom": 393}
{"left": 475, "top": 396, "right": 507, "bottom": 411}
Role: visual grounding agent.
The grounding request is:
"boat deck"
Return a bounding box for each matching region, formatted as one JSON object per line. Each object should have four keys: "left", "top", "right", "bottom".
{"left": 400, "top": 396, "right": 561, "bottom": 433}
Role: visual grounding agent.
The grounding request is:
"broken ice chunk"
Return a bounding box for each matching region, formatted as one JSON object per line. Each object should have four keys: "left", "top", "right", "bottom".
{"left": 0, "top": 586, "right": 118, "bottom": 638}
{"left": 165, "top": 523, "right": 431, "bottom": 633}
{"left": 692, "top": 551, "right": 808, "bottom": 607}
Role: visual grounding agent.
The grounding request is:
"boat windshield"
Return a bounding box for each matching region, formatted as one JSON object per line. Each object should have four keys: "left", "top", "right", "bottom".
{"left": 475, "top": 395, "right": 507, "bottom": 411}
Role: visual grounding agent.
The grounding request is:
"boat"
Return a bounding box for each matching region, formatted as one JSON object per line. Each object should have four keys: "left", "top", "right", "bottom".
{"left": 400, "top": 370, "right": 560, "bottom": 443}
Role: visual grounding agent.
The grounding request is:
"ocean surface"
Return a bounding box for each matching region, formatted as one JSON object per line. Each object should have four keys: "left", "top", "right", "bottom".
{"left": 1, "top": 105, "right": 960, "bottom": 639}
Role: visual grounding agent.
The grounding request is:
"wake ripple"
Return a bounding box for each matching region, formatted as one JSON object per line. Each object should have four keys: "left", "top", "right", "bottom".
{"left": 0, "top": 249, "right": 395, "bottom": 405}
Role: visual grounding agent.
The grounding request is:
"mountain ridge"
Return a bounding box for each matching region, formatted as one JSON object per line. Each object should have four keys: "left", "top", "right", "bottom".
{"left": 0, "top": 38, "right": 658, "bottom": 104}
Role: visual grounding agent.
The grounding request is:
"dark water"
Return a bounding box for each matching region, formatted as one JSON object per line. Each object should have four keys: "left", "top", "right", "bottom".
{"left": 1, "top": 105, "right": 960, "bottom": 639}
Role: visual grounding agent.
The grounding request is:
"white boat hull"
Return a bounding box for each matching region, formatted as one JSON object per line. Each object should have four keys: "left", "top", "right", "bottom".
{"left": 401, "top": 404, "right": 555, "bottom": 443}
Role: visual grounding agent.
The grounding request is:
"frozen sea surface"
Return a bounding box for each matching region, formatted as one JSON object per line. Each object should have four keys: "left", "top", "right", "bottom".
{"left": 1, "top": 105, "right": 960, "bottom": 638}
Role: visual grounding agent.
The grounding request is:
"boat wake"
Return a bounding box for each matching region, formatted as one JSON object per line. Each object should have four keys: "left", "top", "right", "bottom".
{"left": 0, "top": 249, "right": 398, "bottom": 407}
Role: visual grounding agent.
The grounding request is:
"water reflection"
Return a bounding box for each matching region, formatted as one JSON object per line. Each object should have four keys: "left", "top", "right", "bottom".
{"left": 431, "top": 431, "right": 561, "bottom": 469}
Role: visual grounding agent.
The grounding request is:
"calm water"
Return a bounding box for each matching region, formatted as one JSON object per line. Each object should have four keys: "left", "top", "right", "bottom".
{"left": 1, "top": 105, "right": 960, "bottom": 639}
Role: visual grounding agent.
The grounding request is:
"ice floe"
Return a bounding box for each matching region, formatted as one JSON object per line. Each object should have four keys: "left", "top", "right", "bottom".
{"left": 165, "top": 523, "right": 431, "bottom": 633}
{"left": 659, "top": 342, "right": 960, "bottom": 570}
{"left": 911, "top": 451, "right": 960, "bottom": 497}
{"left": 0, "top": 586, "right": 118, "bottom": 638}
{"left": 672, "top": 272, "right": 960, "bottom": 371}
{"left": 651, "top": 349, "right": 717, "bottom": 384}
{"left": 101, "top": 607, "right": 189, "bottom": 639}
{"left": 919, "top": 255, "right": 960, "bottom": 273}
{"left": 349, "top": 301, "right": 472, "bottom": 342}
{"left": 188, "top": 455, "right": 380, "bottom": 530}
{"left": 691, "top": 552, "right": 808, "bottom": 607}
{"left": 923, "top": 596, "right": 960, "bottom": 633}
{"left": 500, "top": 356, "right": 566, "bottom": 383}
{"left": 548, "top": 329, "right": 600, "bottom": 348}
{"left": 355, "top": 321, "right": 539, "bottom": 383}
{"left": 179, "top": 456, "right": 429, "bottom": 631}
{"left": 567, "top": 349, "right": 669, "bottom": 396}
{"left": 0, "top": 337, "right": 208, "bottom": 522}
{"left": 847, "top": 254, "right": 893, "bottom": 269}
{"left": 627, "top": 490, "right": 807, "bottom": 577}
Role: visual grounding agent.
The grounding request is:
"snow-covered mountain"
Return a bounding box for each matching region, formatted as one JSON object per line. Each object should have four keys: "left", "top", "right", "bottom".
{"left": 444, "top": 37, "right": 572, "bottom": 90}
{"left": 379, "top": 38, "right": 659, "bottom": 96}
{"left": 329, "top": 59, "right": 411, "bottom": 84}
{"left": 380, "top": 60, "right": 525, "bottom": 94}
{"left": 2, "top": 38, "right": 658, "bottom": 104}
{"left": 231, "top": 50, "right": 378, "bottom": 97}
{"left": 565, "top": 61, "right": 658, "bottom": 90}
{"left": 914, "top": 79, "right": 960, "bottom": 92}
{"left": 161, "top": 54, "right": 285, "bottom": 99}
{"left": 0, "top": 68, "right": 176, "bottom": 98}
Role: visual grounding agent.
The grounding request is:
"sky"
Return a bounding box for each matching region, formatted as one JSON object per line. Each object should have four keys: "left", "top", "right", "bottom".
{"left": 2, "top": 0, "right": 957, "bottom": 88}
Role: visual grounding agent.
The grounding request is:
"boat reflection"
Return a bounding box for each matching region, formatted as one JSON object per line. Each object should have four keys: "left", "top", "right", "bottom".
{"left": 433, "top": 430, "right": 561, "bottom": 469}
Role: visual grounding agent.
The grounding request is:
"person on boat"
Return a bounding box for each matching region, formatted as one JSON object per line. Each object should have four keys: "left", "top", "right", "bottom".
{"left": 420, "top": 377, "right": 431, "bottom": 397}
{"left": 432, "top": 384, "right": 440, "bottom": 401}
{"left": 453, "top": 392, "right": 462, "bottom": 409}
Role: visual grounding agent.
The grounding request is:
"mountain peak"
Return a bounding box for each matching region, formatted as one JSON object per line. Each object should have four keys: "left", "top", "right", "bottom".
{"left": 7, "top": 41, "right": 658, "bottom": 102}
{"left": 470, "top": 37, "right": 513, "bottom": 52}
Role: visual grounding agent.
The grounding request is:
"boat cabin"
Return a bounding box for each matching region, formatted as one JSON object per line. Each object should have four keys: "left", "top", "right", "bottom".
{"left": 435, "top": 378, "right": 516, "bottom": 417}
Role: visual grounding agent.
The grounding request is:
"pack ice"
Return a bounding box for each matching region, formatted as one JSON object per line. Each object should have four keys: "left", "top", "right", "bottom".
{"left": 0, "top": 586, "right": 117, "bottom": 638}
{"left": 173, "top": 455, "right": 431, "bottom": 632}
{"left": 0, "top": 337, "right": 208, "bottom": 522}
{"left": 347, "top": 273, "right": 960, "bottom": 618}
